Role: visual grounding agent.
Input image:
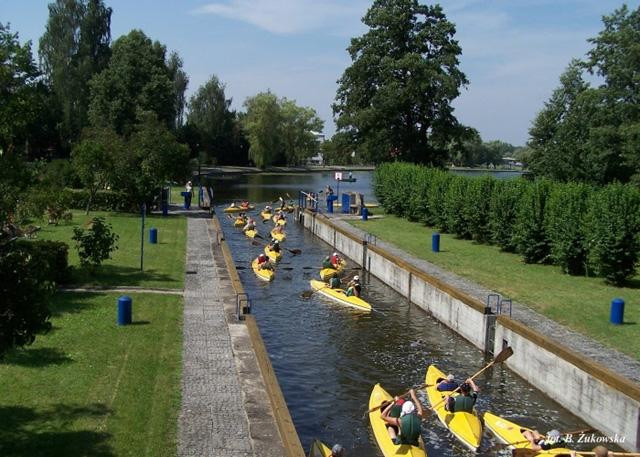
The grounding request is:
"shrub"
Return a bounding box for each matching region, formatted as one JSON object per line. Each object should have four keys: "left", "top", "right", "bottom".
{"left": 14, "top": 239, "right": 70, "bottom": 284}
{"left": 443, "top": 175, "right": 470, "bottom": 237}
{"left": 425, "top": 168, "right": 452, "bottom": 228}
{"left": 489, "top": 179, "right": 528, "bottom": 252}
{"left": 514, "top": 179, "right": 552, "bottom": 263}
{"left": 545, "top": 182, "right": 591, "bottom": 275}
{"left": 63, "top": 188, "right": 133, "bottom": 212}
{"left": 72, "top": 217, "right": 119, "bottom": 272}
{"left": 586, "top": 183, "right": 640, "bottom": 285}
{"left": 465, "top": 175, "right": 495, "bottom": 243}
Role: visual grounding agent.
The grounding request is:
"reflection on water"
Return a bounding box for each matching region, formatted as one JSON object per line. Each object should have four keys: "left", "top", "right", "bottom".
{"left": 218, "top": 194, "right": 588, "bottom": 457}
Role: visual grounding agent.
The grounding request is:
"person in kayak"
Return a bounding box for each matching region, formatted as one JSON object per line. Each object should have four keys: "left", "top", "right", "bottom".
{"left": 330, "top": 252, "right": 341, "bottom": 267}
{"left": 436, "top": 374, "right": 459, "bottom": 392}
{"left": 264, "top": 205, "right": 272, "bottom": 212}
{"left": 346, "top": 276, "right": 361, "bottom": 297}
{"left": 241, "top": 200, "right": 249, "bottom": 208}
{"left": 322, "top": 256, "right": 334, "bottom": 269}
{"left": 571, "top": 446, "right": 613, "bottom": 457}
{"left": 243, "top": 218, "right": 256, "bottom": 232}
{"left": 257, "top": 254, "right": 273, "bottom": 270}
{"left": 380, "top": 388, "right": 423, "bottom": 446}
{"left": 445, "top": 378, "right": 479, "bottom": 412}
{"left": 273, "top": 224, "right": 284, "bottom": 234}
{"left": 329, "top": 444, "right": 344, "bottom": 457}
{"left": 276, "top": 211, "right": 286, "bottom": 221}
{"left": 269, "top": 239, "right": 281, "bottom": 253}
{"left": 522, "top": 429, "right": 566, "bottom": 451}
{"left": 329, "top": 276, "right": 341, "bottom": 289}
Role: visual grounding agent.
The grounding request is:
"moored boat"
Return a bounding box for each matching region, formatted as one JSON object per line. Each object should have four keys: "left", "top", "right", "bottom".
{"left": 484, "top": 412, "right": 581, "bottom": 456}
{"left": 252, "top": 258, "right": 274, "bottom": 282}
{"left": 425, "top": 365, "right": 482, "bottom": 452}
{"left": 368, "top": 384, "right": 427, "bottom": 457}
{"left": 309, "top": 279, "right": 371, "bottom": 312}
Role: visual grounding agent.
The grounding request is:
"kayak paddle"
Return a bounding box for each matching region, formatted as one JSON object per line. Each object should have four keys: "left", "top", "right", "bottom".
{"left": 363, "top": 383, "right": 433, "bottom": 417}
{"left": 492, "top": 428, "right": 595, "bottom": 450}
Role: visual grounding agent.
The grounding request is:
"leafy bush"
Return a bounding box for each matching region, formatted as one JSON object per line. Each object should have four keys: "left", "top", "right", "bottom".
{"left": 72, "top": 217, "right": 119, "bottom": 272}
{"left": 514, "top": 179, "right": 552, "bottom": 263}
{"left": 489, "top": 179, "right": 527, "bottom": 252}
{"left": 465, "top": 175, "right": 494, "bottom": 243}
{"left": 0, "top": 242, "right": 54, "bottom": 357}
{"left": 443, "top": 175, "right": 470, "bottom": 237}
{"left": 545, "top": 182, "right": 592, "bottom": 275}
{"left": 586, "top": 183, "right": 640, "bottom": 285}
{"left": 63, "top": 188, "right": 132, "bottom": 212}
{"left": 14, "top": 239, "right": 70, "bottom": 284}
{"left": 426, "top": 168, "right": 452, "bottom": 228}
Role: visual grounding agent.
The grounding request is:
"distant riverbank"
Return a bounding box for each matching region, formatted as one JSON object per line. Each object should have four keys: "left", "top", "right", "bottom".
{"left": 198, "top": 165, "right": 374, "bottom": 177}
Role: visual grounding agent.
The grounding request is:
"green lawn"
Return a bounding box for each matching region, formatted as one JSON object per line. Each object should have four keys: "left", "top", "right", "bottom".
{"left": 0, "top": 292, "right": 183, "bottom": 457}
{"left": 39, "top": 211, "right": 186, "bottom": 289}
{"left": 351, "top": 214, "right": 640, "bottom": 361}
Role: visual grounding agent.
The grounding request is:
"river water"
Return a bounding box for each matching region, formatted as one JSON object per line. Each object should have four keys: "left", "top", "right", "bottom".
{"left": 213, "top": 171, "right": 588, "bottom": 457}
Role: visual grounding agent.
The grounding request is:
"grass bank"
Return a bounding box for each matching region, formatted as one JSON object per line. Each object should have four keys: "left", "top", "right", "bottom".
{"left": 39, "top": 210, "right": 186, "bottom": 289}
{"left": 350, "top": 214, "right": 640, "bottom": 361}
{"left": 0, "top": 292, "right": 182, "bottom": 457}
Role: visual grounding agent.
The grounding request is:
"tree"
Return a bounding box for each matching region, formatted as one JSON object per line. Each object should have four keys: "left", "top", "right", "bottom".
{"left": 0, "top": 243, "right": 54, "bottom": 357}
{"left": 333, "top": 0, "right": 468, "bottom": 165}
{"left": 88, "top": 30, "right": 176, "bottom": 135}
{"left": 187, "top": 75, "right": 241, "bottom": 164}
{"left": 71, "top": 134, "right": 112, "bottom": 213}
{"left": 242, "top": 92, "right": 284, "bottom": 168}
{"left": 72, "top": 216, "right": 118, "bottom": 272}
{"left": 39, "top": 0, "right": 112, "bottom": 149}
{"left": 0, "top": 23, "right": 42, "bottom": 155}
{"left": 167, "top": 51, "right": 188, "bottom": 129}
{"left": 280, "top": 99, "right": 323, "bottom": 165}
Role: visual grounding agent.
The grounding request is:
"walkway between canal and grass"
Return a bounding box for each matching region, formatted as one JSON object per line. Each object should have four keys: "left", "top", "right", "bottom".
{"left": 344, "top": 213, "right": 640, "bottom": 382}
{"left": 178, "top": 211, "right": 288, "bottom": 457}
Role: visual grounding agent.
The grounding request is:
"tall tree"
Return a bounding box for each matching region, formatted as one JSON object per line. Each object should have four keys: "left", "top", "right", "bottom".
{"left": 88, "top": 30, "right": 175, "bottom": 135}
{"left": 167, "top": 51, "right": 188, "bottom": 129}
{"left": 280, "top": 99, "right": 323, "bottom": 165}
{"left": 187, "top": 75, "right": 240, "bottom": 164}
{"left": 333, "top": 0, "right": 468, "bottom": 165}
{"left": 242, "top": 92, "right": 284, "bottom": 168}
{"left": 39, "top": 0, "right": 112, "bottom": 149}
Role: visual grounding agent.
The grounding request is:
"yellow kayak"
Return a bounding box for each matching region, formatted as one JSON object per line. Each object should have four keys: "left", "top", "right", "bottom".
{"left": 308, "top": 439, "right": 331, "bottom": 457}
{"left": 265, "top": 245, "right": 283, "bottom": 262}
{"left": 319, "top": 259, "right": 346, "bottom": 281}
{"left": 224, "top": 204, "right": 255, "bottom": 213}
{"left": 270, "top": 228, "right": 286, "bottom": 242}
{"left": 260, "top": 210, "right": 272, "bottom": 221}
{"left": 484, "top": 412, "right": 581, "bottom": 456}
{"left": 283, "top": 205, "right": 295, "bottom": 213}
{"left": 272, "top": 215, "right": 287, "bottom": 226}
{"left": 252, "top": 258, "right": 274, "bottom": 282}
{"left": 425, "top": 365, "right": 482, "bottom": 452}
{"left": 234, "top": 217, "right": 246, "bottom": 227}
{"left": 369, "top": 384, "right": 427, "bottom": 457}
{"left": 309, "top": 279, "right": 371, "bottom": 312}
{"left": 245, "top": 229, "right": 258, "bottom": 239}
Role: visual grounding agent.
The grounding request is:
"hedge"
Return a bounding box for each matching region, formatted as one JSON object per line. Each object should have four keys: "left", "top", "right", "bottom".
{"left": 13, "top": 239, "right": 70, "bottom": 284}
{"left": 62, "top": 188, "right": 134, "bottom": 212}
{"left": 374, "top": 162, "right": 640, "bottom": 285}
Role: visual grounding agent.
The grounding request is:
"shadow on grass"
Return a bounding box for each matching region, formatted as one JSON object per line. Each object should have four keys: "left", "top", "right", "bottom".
{"left": 2, "top": 348, "right": 72, "bottom": 368}
{"left": 130, "top": 321, "right": 150, "bottom": 326}
{"left": 0, "top": 403, "right": 114, "bottom": 457}
{"left": 50, "top": 292, "right": 100, "bottom": 317}
{"left": 69, "top": 265, "right": 177, "bottom": 288}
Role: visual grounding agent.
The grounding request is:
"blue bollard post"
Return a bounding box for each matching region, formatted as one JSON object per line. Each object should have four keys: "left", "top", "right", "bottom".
{"left": 117, "top": 296, "right": 132, "bottom": 325}
{"left": 432, "top": 233, "right": 440, "bottom": 253}
{"left": 610, "top": 298, "right": 625, "bottom": 325}
{"left": 341, "top": 193, "right": 350, "bottom": 214}
{"left": 162, "top": 201, "right": 168, "bottom": 216}
{"left": 362, "top": 207, "right": 368, "bottom": 221}
{"left": 327, "top": 198, "right": 334, "bottom": 213}
{"left": 149, "top": 227, "right": 158, "bottom": 244}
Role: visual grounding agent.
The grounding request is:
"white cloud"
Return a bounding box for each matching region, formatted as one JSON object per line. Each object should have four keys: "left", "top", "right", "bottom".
{"left": 193, "top": 0, "right": 368, "bottom": 35}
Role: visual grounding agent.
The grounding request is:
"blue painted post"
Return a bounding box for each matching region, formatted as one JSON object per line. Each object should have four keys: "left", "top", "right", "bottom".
{"left": 117, "top": 296, "right": 132, "bottom": 325}
{"left": 362, "top": 207, "right": 368, "bottom": 220}
{"left": 610, "top": 298, "right": 625, "bottom": 325}
{"left": 341, "top": 193, "right": 350, "bottom": 214}
{"left": 432, "top": 233, "right": 440, "bottom": 252}
{"left": 149, "top": 227, "right": 158, "bottom": 244}
{"left": 327, "top": 197, "right": 334, "bottom": 213}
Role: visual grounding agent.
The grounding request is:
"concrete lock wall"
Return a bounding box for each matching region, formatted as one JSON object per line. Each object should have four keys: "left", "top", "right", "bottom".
{"left": 496, "top": 318, "right": 640, "bottom": 452}
{"left": 301, "top": 210, "right": 640, "bottom": 451}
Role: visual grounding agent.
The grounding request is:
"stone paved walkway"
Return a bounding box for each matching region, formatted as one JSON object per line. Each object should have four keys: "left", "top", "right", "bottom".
{"left": 330, "top": 214, "right": 640, "bottom": 385}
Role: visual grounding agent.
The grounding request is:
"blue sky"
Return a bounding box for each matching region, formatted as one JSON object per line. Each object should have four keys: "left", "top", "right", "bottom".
{"left": 1, "top": 0, "right": 630, "bottom": 145}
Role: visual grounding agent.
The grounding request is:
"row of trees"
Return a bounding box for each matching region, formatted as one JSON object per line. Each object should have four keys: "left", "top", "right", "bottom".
{"left": 375, "top": 163, "right": 640, "bottom": 286}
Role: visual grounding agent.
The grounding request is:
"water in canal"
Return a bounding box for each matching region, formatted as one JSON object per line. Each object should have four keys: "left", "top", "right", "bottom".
{"left": 214, "top": 171, "right": 587, "bottom": 457}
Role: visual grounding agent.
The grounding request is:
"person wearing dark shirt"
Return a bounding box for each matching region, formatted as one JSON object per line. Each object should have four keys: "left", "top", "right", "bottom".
{"left": 436, "top": 374, "right": 459, "bottom": 392}
{"left": 445, "top": 378, "right": 479, "bottom": 413}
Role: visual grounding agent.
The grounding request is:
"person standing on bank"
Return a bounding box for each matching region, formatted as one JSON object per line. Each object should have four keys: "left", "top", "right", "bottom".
{"left": 185, "top": 180, "right": 193, "bottom": 208}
